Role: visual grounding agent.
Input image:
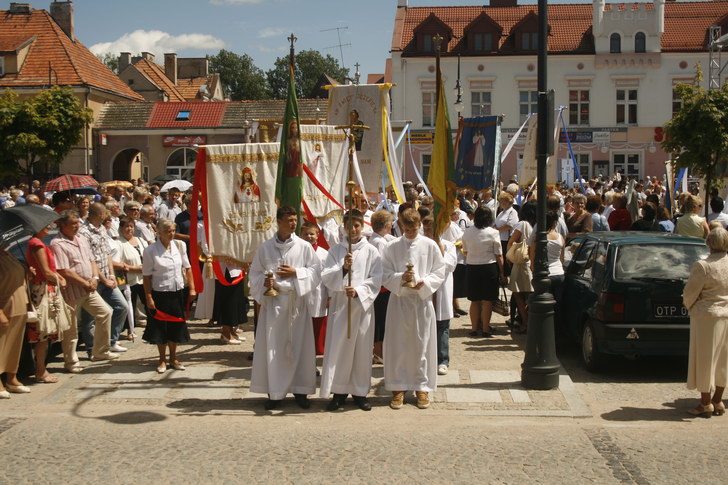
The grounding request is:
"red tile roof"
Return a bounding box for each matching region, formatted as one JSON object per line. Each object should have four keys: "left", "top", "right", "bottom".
{"left": 393, "top": 2, "right": 728, "bottom": 55}
{"left": 0, "top": 8, "right": 142, "bottom": 99}
{"left": 133, "top": 59, "right": 186, "bottom": 102}
{"left": 176, "top": 77, "right": 208, "bottom": 100}
{"left": 146, "top": 102, "right": 228, "bottom": 128}
{"left": 0, "top": 34, "right": 34, "bottom": 52}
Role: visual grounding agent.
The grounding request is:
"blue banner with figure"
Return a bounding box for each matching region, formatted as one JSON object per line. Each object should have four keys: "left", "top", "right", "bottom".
{"left": 454, "top": 116, "right": 501, "bottom": 190}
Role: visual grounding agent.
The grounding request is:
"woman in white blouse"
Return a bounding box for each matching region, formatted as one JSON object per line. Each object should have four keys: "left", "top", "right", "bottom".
{"left": 142, "top": 218, "right": 196, "bottom": 373}
{"left": 461, "top": 207, "right": 506, "bottom": 338}
{"left": 115, "top": 216, "right": 147, "bottom": 341}
{"left": 494, "top": 192, "right": 519, "bottom": 256}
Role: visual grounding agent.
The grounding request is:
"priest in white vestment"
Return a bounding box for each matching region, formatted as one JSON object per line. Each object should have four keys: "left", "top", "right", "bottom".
{"left": 319, "top": 210, "right": 382, "bottom": 411}
{"left": 382, "top": 208, "right": 445, "bottom": 410}
{"left": 249, "top": 206, "right": 321, "bottom": 410}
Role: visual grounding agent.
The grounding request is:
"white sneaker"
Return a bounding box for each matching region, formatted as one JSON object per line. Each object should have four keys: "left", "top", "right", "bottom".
{"left": 91, "top": 352, "right": 120, "bottom": 362}
{"left": 437, "top": 364, "right": 448, "bottom": 375}
{"left": 110, "top": 344, "right": 128, "bottom": 352}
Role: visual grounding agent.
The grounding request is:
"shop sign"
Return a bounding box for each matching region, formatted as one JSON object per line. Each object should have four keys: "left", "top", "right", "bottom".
{"left": 559, "top": 131, "right": 593, "bottom": 143}
{"left": 163, "top": 135, "right": 207, "bottom": 147}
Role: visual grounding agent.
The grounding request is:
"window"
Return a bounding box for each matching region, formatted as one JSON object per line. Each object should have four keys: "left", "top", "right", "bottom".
{"left": 423, "top": 34, "right": 433, "bottom": 52}
{"left": 175, "top": 110, "right": 191, "bottom": 121}
{"left": 519, "top": 90, "right": 538, "bottom": 123}
{"left": 610, "top": 33, "right": 621, "bottom": 53}
{"left": 521, "top": 32, "right": 538, "bottom": 50}
{"left": 568, "top": 90, "right": 590, "bottom": 125}
{"left": 612, "top": 153, "right": 641, "bottom": 179}
{"left": 616, "top": 89, "right": 637, "bottom": 124}
{"left": 634, "top": 32, "right": 646, "bottom": 53}
{"left": 473, "top": 33, "right": 492, "bottom": 52}
{"left": 166, "top": 147, "right": 197, "bottom": 180}
{"left": 471, "top": 91, "right": 492, "bottom": 116}
{"left": 421, "top": 153, "right": 432, "bottom": 181}
{"left": 567, "top": 239, "right": 597, "bottom": 278}
{"left": 575, "top": 152, "right": 591, "bottom": 180}
{"left": 672, "top": 88, "right": 683, "bottom": 116}
{"left": 422, "top": 91, "right": 435, "bottom": 127}
{"left": 0, "top": 57, "right": 6, "bottom": 76}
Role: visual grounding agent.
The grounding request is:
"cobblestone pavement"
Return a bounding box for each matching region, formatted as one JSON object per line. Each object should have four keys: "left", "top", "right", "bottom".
{"left": 2, "top": 303, "right": 726, "bottom": 484}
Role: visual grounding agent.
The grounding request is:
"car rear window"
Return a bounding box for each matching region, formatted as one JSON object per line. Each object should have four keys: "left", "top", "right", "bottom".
{"left": 614, "top": 243, "right": 709, "bottom": 281}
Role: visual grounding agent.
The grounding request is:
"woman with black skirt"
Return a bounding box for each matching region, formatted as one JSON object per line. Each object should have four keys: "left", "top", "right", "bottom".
{"left": 142, "top": 218, "right": 195, "bottom": 373}
{"left": 460, "top": 207, "right": 506, "bottom": 338}
{"left": 214, "top": 263, "right": 248, "bottom": 344}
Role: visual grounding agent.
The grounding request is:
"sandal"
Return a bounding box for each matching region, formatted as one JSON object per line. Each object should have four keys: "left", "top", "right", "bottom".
{"left": 35, "top": 374, "right": 59, "bottom": 384}
{"left": 169, "top": 360, "right": 186, "bottom": 371}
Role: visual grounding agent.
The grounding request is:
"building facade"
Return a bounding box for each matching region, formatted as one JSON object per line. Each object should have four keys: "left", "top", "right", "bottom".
{"left": 389, "top": 0, "right": 728, "bottom": 184}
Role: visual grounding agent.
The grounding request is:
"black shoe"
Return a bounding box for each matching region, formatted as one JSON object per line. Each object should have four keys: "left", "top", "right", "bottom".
{"left": 482, "top": 331, "right": 493, "bottom": 338}
{"left": 353, "top": 395, "right": 372, "bottom": 411}
{"left": 468, "top": 331, "right": 480, "bottom": 338}
{"left": 456, "top": 309, "right": 468, "bottom": 316}
{"left": 293, "top": 394, "right": 311, "bottom": 409}
{"left": 326, "top": 394, "right": 346, "bottom": 411}
{"left": 264, "top": 399, "right": 282, "bottom": 410}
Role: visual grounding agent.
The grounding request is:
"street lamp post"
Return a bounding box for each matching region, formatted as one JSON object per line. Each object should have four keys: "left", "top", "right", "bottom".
{"left": 521, "top": 0, "right": 560, "bottom": 390}
{"left": 454, "top": 53, "right": 464, "bottom": 115}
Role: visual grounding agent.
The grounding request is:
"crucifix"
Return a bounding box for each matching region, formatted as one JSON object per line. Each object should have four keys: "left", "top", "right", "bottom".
{"left": 335, "top": 117, "right": 370, "bottom": 338}
{"left": 354, "top": 62, "right": 361, "bottom": 85}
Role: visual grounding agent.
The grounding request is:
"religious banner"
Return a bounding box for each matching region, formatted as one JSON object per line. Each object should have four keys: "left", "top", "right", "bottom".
{"left": 518, "top": 111, "right": 562, "bottom": 185}
{"left": 327, "top": 84, "right": 402, "bottom": 200}
{"left": 203, "top": 143, "right": 279, "bottom": 264}
{"left": 454, "top": 115, "right": 501, "bottom": 191}
{"left": 300, "top": 124, "right": 348, "bottom": 218}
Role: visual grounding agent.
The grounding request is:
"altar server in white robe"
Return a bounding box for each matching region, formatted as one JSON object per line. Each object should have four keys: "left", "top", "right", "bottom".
{"left": 320, "top": 210, "right": 382, "bottom": 411}
{"left": 382, "top": 208, "right": 445, "bottom": 410}
{"left": 422, "top": 215, "right": 457, "bottom": 376}
{"left": 249, "top": 206, "right": 321, "bottom": 410}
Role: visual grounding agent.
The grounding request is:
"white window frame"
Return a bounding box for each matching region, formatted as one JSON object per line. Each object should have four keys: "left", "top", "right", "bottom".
{"left": 166, "top": 147, "right": 197, "bottom": 181}
{"left": 568, "top": 89, "right": 590, "bottom": 126}
{"left": 574, "top": 152, "right": 591, "bottom": 181}
{"left": 471, "top": 91, "right": 491, "bottom": 117}
{"left": 616, "top": 88, "right": 638, "bottom": 125}
{"left": 611, "top": 151, "right": 642, "bottom": 180}
{"left": 422, "top": 90, "right": 436, "bottom": 127}
{"left": 421, "top": 153, "right": 432, "bottom": 181}
{"left": 519, "top": 90, "right": 538, "bottom": 124}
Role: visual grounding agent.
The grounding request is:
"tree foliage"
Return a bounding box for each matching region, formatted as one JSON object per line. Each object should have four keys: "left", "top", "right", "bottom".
{"left": 662, "top": 65, "right": 728, "bottom": 197}
{"left": 96, "top": 52, "right": 119, "bottom": 74}
{"left": 0, "top": 86, "right": 94, "bottom": 177}
{"left": 266, "top": 49, "right": 349, "bottom": 99}
{"left": 208, "top": 49, "right": 268, "bottom": 101}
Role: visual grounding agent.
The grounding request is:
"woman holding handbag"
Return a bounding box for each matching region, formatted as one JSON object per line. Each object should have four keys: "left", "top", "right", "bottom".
{"left": 506, "top": 201, "right": 536, "bottom": 334}
{"left": 26, "top": 223, "right": 69, "bottom": 381}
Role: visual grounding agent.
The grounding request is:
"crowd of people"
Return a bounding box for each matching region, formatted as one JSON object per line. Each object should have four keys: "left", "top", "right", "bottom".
{"left": 0, "top": 173, "right": 727, "bottom": 415}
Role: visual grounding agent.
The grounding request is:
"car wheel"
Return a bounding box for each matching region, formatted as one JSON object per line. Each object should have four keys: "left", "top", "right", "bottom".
{"left": 581, "top": 320, "right": 606, "bottom": 372}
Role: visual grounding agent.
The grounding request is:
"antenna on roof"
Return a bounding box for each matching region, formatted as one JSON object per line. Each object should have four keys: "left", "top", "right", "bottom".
{"left": 321, "top": 26, "right": 350, "bottom": 70}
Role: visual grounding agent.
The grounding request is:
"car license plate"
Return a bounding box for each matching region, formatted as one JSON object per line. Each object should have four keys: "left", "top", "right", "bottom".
{"left": 653, "top": 303, "right": 688, "bottom": 318}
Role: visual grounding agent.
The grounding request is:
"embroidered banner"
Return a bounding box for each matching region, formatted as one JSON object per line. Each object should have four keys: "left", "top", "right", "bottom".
{"left": 326, "top": 84, "right": 393, "bottom": 198}
{"left": 204, "top": 143, "right": 279, "bottom": 264}
{"left": 519, "top": 110, "right": 562, "bottom": 185}
{"left": 300, "top": 124, "right": 348, "bottom": 218}
{"left": 454, "top": 116, "right": 501, "bottom": 191}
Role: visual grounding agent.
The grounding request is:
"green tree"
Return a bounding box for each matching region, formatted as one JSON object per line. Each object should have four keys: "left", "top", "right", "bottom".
{"left": 662, "top": 65, "right": 728, "bottom": 215}
{"left": 0, "top": 86, "right": 94, "bottom": 177}
{"left": 96, "top": 52, "right": 119, "bottom": 74}
{"left": 208, "top": 49, "right": 268, "bottom": 101}
{"left": 266, "top": 49, "right": 349, "bottom": 99}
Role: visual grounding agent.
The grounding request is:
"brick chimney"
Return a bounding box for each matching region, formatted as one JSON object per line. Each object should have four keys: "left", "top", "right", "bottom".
{"left": 164, "top": 53, "right": 178, "bottom": 85}
{"left": 9, "top": 3, "right": 32, "bottom": 14}
{"left": 141, "top": 52, "right": 155, "bottom": 61}
{"left": 50, "top": 1, "right": 74, "bottom": 42}
{"left": 491, "top": 0, "right": 517, "bottom": 6}
{"left": 119, "top": 52, "right": 132, "bottom": 72}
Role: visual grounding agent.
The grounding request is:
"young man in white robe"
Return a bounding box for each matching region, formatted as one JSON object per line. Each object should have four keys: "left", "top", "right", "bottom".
{"left": 382, "top": 208, "right": 446, "bottom": 409}
{"left": 422, "top": 215, "right": 458, "bottom": 376}
{"left": 320, "top": 210, "right": 383, "bottom": 411}
{"left": 249, "top": 206, "right": 322, "bottom": 410}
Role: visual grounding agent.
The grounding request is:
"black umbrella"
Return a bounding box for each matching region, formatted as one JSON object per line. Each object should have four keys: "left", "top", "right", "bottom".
{"left": 0, "top": 205, "right": 60, "bottom": 246}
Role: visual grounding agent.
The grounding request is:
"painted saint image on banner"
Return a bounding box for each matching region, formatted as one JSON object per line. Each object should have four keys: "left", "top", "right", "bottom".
{"left": 307, "top": 142, "right": 327, "bottom": 182}
{"left": 285, "top": 119, "right": 303, "bottom": 177}
{"left": 350, "top": 109, "right": 365, "bottom": 151}
{"left": 454, "top": 116, "right": 501, "bottom": 191}
{"left": 233, "top": 166, "right": 261, "bottom": 203}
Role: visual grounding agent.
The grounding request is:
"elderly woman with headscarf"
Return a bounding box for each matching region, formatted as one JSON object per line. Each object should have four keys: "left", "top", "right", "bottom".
{"left": 683, "top": 227, "right": 728, "bottom": 417}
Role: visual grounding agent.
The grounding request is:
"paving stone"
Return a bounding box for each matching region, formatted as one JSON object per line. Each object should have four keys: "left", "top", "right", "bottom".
{"left": 435, "top": 370, "right": 460, "bottom": 386}
{"left": 509, "top": 388, "right": 532, "bottom": 403}
{"left": 108, "top": 382, "right": 172, "bottom": 399}
{"left": 161, "top": 366, "right": 220, "bottom": 381}
{"left": 446, "top": 387, "right": 503, "bottom": 403}
{"left": 178, "top": 382, "right": 238, "bottom": 400}
{"left": 97, "top": 365, "right": 161, "bottom": 381}
{"left": 74, "top": 383, "right": 117, "bottom": 399}
{"left": 470, "top": 370, "right": 521, "bottom": 384}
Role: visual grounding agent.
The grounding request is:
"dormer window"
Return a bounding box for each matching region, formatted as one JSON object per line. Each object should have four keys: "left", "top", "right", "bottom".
{"left": 521, "top": 32, "right": 538, "bottom": 50}
{"left": 610, "top": 33, "right": 621, "bottom": 53}
{"left": 464, "top": 12, "right": 502, "bottom": 53}
{"left": 423, "top": 34, "right": 433, "bottom": 52}
{"left": 474, "top": 33, "right": 493, "bottom": 52}
{"left": 413, "top": 13, "right": 452, "bottom": 54}
{"left": 635, "top": 32, "right": 646, "bottom": 53}
{"left": 175, "top": 110, "right": 191, "bottom": 121}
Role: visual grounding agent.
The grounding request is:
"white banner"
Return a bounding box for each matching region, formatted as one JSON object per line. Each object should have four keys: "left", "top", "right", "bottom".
{"left": 327, "top": 84, "right": 390, "bottom": 197}
{"left": 518, "top": 110, "right": 562, "bottom": 185}
{"left": 204, "top": 143, "right": 279, "bottom": 264}
{"left": 300, "top": 124, "right": 348, "bottom": 218}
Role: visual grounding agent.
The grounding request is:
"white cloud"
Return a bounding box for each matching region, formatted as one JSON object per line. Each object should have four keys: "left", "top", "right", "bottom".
{"left": 252, "top": 43, "right": 287, "bottom": 54}
{"left": 258, "top": 27, "right": 286, "bottom": 39}
{"left": 210, "top": 0, "right": 262, "bottom": 4}
{"left": 90, "top": 30, "right": 226, "bottom": 58}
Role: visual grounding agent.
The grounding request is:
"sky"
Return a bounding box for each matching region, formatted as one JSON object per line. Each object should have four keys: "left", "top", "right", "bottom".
{"left": 19, "top": 0, "right": 543, "bottom": 81}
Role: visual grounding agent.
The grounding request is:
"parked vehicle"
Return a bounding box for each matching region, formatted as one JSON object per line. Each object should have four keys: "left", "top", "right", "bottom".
{"left": 561, "top": 232, "right": 709, "bottom": 371}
